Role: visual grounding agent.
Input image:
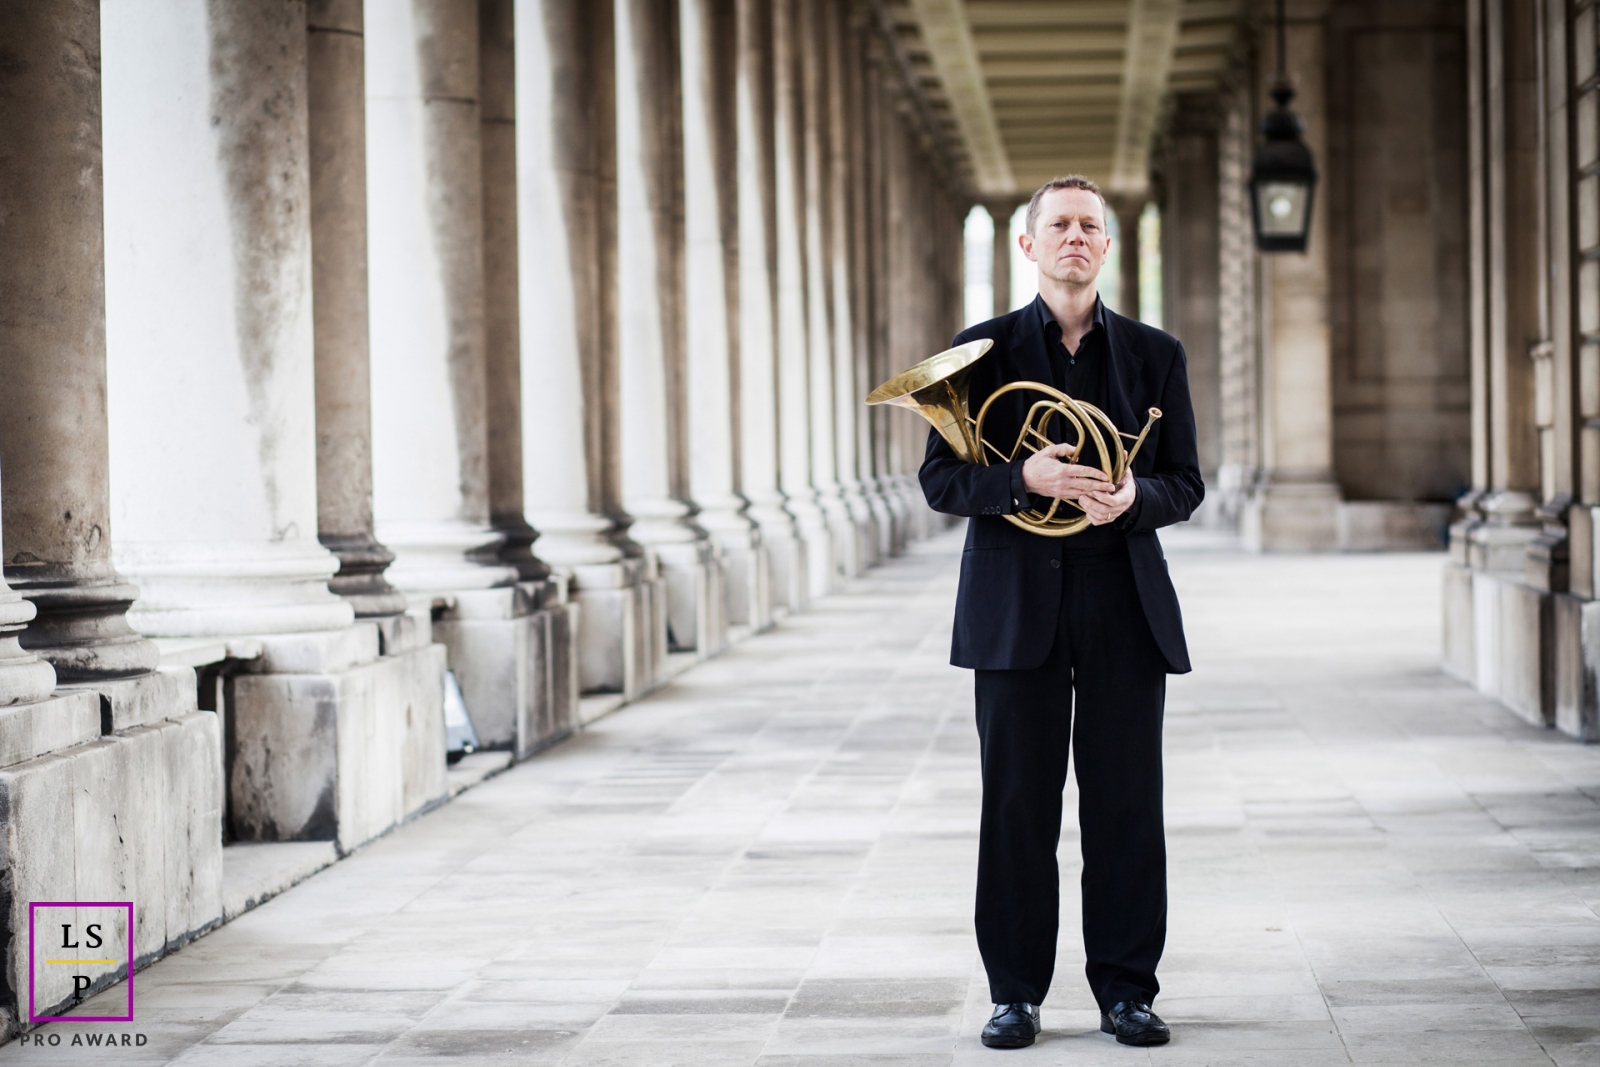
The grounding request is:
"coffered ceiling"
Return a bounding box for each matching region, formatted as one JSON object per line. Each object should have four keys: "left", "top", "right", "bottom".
{"left": 884, "top": 0, "right": 1247, "bottom": 198}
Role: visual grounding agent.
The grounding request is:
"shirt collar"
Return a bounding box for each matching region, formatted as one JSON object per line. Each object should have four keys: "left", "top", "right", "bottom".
{"left": 1034, "top": 293, "right": 1106, "bottom": 344}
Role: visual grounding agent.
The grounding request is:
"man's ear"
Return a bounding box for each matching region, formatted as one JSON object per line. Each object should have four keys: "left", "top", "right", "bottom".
{"left": 1018, "top": 230, "right": 1035, "bottom": 263}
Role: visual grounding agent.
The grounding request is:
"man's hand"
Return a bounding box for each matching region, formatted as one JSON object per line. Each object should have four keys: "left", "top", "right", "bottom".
{"left": 1079, "top": 473, "right": 1136, "bottom": 526}
{"left": 1021, "top": 442, "right": 1137, "bottom": 526}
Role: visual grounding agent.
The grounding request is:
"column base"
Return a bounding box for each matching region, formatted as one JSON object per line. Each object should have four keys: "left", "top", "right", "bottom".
{"left": 378, "top": 519, "right": 520, "bottom": 595}
{"left": 10, "top": 569, "right": 161, "bottom": 681}
{"left": 1443, "top": 560, "right": 1475, "bottom": 682}
{"left": 651, "top": 540, "right": 728, "bottom": 656}
{"left": 1554, "top": 593, "right": 1600, "bottom": 741}
{"left": 711, "top": 528, "right": 772, "bottom": 632}
{"left": 883, "top": 475, "right": 916, "bottom": 551}
{"left": 319, "top": 533, "right": 410, "bottom": 618}
{"left": 1336, "top": 502, "right": 1452, "bottom": 551}
{"left": 431, "top": 582, "right": 576, "bottom": 758}
{"left": 746, "top": 500, "right": 806, "bottom": 613}
{"left": 840, "top": 482, "right": 881, "bottom": 571}
{"left": 862, "top": 478, "right": 897, "bottom": 561}
{"left": 228, "top": 622, "right": 449, "bottom": 853}
{"left": 785, "top": 494, "right": 835, "bottom": 601}
{"left": 1450, "top": 566, "right": 1553, "bottom": 729}
{"left": 0, "top": 591, "right": 56, "bottom": 707}
{"left": 115, "top": 538, "right": 356, "bottom": 637}
{"left": 1242, "top": 481, "right": 1341, "bottom": 552}
{"left": 568, "top": 558, "right": 658, "bottom": 698}
{"left": 0, "top": 679, "right": 222, "bottom": 1025}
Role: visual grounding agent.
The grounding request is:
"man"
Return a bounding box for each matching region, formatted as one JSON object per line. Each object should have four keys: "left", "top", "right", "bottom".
{"left": 920, "top": 176, "right": 1202, "bottom": 1050}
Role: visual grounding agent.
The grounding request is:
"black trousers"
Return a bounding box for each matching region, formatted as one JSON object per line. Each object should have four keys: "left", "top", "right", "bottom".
{"left": 973, "top": 541, "right": 1168, "bottom": 1010}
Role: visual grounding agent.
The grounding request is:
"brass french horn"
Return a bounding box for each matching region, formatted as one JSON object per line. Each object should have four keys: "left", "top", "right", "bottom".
{"left": 865, "top": 338, "right": 1161, "bottom": 537}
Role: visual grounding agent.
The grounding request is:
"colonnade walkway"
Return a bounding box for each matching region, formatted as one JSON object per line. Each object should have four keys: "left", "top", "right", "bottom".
{"left": 8, "top": 531, "right": 1600, "bottom": 1066}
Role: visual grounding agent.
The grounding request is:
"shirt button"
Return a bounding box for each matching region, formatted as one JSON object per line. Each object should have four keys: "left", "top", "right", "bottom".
{"left": 1050, "top": 559, "right": 1060, "bottom": 569}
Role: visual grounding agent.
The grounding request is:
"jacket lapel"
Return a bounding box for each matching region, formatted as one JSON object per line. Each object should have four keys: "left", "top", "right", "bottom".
{"left": 1102, "top": 306, "right": 1143, "bottom": 437}
{"left": 1010, "top": 296, "right": 1054, "bottom": 389}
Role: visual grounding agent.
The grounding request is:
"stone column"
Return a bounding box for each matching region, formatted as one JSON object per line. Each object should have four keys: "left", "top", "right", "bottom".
{"left": 1162, "top": 93, "right": 1223, "bottom": 502}
{"left": 882, "top": 91, "right": 922, "bottom": 536}
{"left": 774, "top": 0, "right": 835, "bottom": 599}
{"left": 101, "top": 2, "right": 353, "bottom": 642}
{"left": 367, "top": 0, "right": 569, "bottom": 755}
{"left": 991, "top": 200, "right": 1015, "bottom": 319}
{"left": 615, "top": 0, "right": 727, "bottom": 657}
{"left": 99, "top": 0, "right": 446, "bottom": 849}
{"left": 477, "top": 0, "right": 577, "bottom": 742}
{"left": 308, "top": 1, "right": 408, "bottom": 620}
{"left": 480, "top": 0, "right": 549, "bottom": 586}
{"left": 862, "top": 53, "right": 904, "bottom": 556}
{"left": 735, "top": 0, "right": 809, "bottom": 612}
{"left": 0, "top": 3, "right": 223, "bottom": 991}
{"left": 1468, "top": 0, "right": 1543, "bottom": 570}
{"left": 828, "top": 3, "right": 879, "bottom": 569}
{"left": 799, "top": 0, "right": 858, "bottom": 582}
{"left": 814, "top": 0, "right": 874, "bottom": 576}
{"left": 1108, "top": 195, "right": 1143, "bottom": 321}
{"left": 516, "top": 0, "right": 657, "bottom": 696}
{"left": 1243, "top": 2, "right": 1341, "bottom": 551}
{"left": 683, "top": 0, "right": 773, "bottom": 632}
{"left": 0, "top": 3, "right": 159, "bottom": 682}
{"left": 367, "top": 0, "right": 517, "bottom": 596}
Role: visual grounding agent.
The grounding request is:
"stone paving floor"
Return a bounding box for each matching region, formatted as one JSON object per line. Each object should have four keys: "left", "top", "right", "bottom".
{"left": 6, "top": 528, "right": 1600, "bottom": 1066}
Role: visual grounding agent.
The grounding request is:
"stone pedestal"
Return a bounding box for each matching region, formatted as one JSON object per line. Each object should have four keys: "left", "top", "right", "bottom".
{"left": 1553, "top": 592, "right": 1600, "bottom": 741}
{"left": 0, "top": 688, "right": 223, "bottom": 1022}
{"left": 432, "top": 585, "right": 576, "bottom": 756}
{"left": 1242, "top": 482, "right": 1341, "bottom": 552}
{"left": 570, "top": 559, "right": 657, "bottom": 697}
{"left": 228, "top": 621, "right": 447, "bottom": 852}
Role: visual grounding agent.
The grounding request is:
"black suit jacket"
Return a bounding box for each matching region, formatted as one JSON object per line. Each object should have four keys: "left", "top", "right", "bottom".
{"left": 918, "top": 297, "right": 1203, "bottom": 674}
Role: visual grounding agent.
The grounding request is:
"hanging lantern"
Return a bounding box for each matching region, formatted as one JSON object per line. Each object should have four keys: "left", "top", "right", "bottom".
{"left": 1250, "top": 81, "right": 1318, "bottom": 253}
{"left": 1250, "top": 0, "right": 1318, "bottom": 253}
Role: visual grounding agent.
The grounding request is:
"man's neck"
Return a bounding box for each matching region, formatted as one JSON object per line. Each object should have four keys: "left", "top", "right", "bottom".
{"left": 1039, "top": 277, "right": 1098, "bottom": 353}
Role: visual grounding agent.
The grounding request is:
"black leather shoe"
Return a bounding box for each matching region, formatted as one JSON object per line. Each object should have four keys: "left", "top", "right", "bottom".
{"left": 981, "top": 1002, "right": 1041, "bottom": 1048}
{"left": 1100, "top": 1000, "right": 1170, "bottom": 1046}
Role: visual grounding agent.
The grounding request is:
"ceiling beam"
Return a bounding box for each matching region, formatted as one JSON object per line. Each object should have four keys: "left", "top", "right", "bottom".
{"left": 962, "top": 2, "right": 1133, "bottom": 26}
{"left": 1109, "top": 0, "right": 1182, "bottom": 195}
{"left": 981, "top": 56, "right": 1127, "bottom": 78}
{"left": 906, "top": 0, "right": 1016, "bottom": 195}
{"left": 973, "top": 30, "right": 1128, "bottom": 52}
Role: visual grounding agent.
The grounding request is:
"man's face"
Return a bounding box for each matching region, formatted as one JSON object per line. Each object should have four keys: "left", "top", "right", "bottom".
{"left": 1020, "top": 187, "right": 1109, "bottom": 289}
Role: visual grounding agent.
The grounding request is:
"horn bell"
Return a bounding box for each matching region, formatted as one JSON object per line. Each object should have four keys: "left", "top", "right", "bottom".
{"left": 865, "top": 338, "right": 993, "bottom": 463}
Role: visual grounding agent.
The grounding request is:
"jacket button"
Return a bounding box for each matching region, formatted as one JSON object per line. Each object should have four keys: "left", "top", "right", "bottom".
{"left": 1050, "top": 559, "right": 1060, "bottom": 569}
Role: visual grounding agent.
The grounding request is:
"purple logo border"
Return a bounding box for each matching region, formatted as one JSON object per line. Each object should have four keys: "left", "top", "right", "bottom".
{"left": 27, "top": 902, "right": 135, "bottom": 1023}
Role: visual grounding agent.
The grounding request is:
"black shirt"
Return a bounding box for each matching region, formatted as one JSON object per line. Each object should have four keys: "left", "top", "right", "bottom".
{"left": 1006, "top": 294, "right": 1137, "bottom": 548}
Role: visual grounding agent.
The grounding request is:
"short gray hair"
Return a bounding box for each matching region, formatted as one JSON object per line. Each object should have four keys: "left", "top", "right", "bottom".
{"left": 1024, "top": 175, "right": 1108, "bottom": 236}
